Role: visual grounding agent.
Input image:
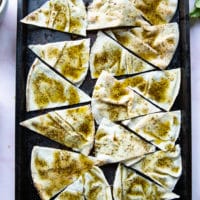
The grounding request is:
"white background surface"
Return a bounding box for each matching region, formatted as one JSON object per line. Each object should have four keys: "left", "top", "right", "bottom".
{"left": 0, "top": 0, "right": 199, "bottom": 199}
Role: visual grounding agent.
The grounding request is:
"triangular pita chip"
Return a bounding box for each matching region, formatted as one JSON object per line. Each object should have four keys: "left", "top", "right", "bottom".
{"left": 55, "top": 166, "right": 112, "bottom": 200}
{"left": 31, "top": 146, "right": 97, "bottom": 200}
{"left": 107, "top": 23, "right": 179, "bottom": 69}
{"left": 20, "top": 105, "right": 95, "bottom": 155}
{"left": 91, "top": 71, "right": 161, "bottom": 124}
{"left": 131, "top": 0, "right": 178, "bottom": 25}
{"left": 122, "top": 111, "right": 181, "bottom": 151}
{"left": 120, "top": 68, "right": 181, "bottom": 111}
{"left": 113, "top": 164, "right": 180, "bottom": 200}
{"left": 87, "top": 0, "right": 149, "bottom": 30}
{"left": 54, "top": 178, "right": 84, "bottom": 200}
{"left": 29, "top": 39, "right": 90, "bottom": 86}
{"left": 127, "top": 145, "right": 182, "bottom": 191}
{"left": 82, "top": 166, "right": 112, "bottom": 200}
{"left": 26, "top": 59, "right": 90, "bottom": 111}
{"left": 90, "top": 31, "right": 154, "bottom": 79}
{"left": 94, "top": 118, "right": 155, "bottom": 163}
{"left": 21, "top": 0, "right": 87, "bottom": 36}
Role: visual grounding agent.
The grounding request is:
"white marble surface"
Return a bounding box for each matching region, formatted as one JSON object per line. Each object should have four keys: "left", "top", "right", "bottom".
{"left": 0, "top": 0, "right": 199, "bottom": 199}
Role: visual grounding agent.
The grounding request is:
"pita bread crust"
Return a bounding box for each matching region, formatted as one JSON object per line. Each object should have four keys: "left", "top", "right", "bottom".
{"left": 31, "top": 146, "right": 96, "bottom": 200}
{"left": 94, "top": 118, "right": 155, "bottom": 164}
{"left": 90, "top": 31, "right": 154, "bottom": 79}
{"left": 20, "top": 105, "right": 95, "bottom": 155}
{"left": 129, "top": 145, "right": 182, "bottom": 191}
{"left": 26, "top": 59, "right": 91, "bottom": 111}
{"left": 29, "top": 39, "right": 90, "bottom": 87}
{"left": 122, "top": 111, "right": 181, "bottom": 151}
{"left": 120, "top": 68, "right": 181, "bottom": 111}
{"left": 21, "top": 0, "right": 87, "bottom": 36}
{"left": 131, "top": 0, "right": 178, "bottom": 25}
{"left": 87, "top": 0, "right": 149, "bottom": 30}
{"left": 107, "top": 23, "right": 179, "bottom": 69}
{"left": 91, "top": 71, "right": 161, "bottom": 124}
{"left": 113, "top": 164, "right": 180, "bottom": 200}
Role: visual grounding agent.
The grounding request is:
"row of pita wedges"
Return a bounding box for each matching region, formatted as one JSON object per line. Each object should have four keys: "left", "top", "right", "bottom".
{"left": 21, "top": 0, "right": 178, "bottom": 36}
{"left": 20, "top": 0, "right": 182, "bottom": 199}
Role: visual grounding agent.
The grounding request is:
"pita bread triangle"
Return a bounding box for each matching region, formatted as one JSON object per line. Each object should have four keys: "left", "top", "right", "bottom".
{"left": 94, "top": 118, "right": 155, "bottom": 164}
{"left": 31, "top": 146, "right": 98, "bottom": 200}
{"left": 54, "top": 177, "right": 84, "bottom": 200}
{"left": 120, "top": 68, "right": 181, "bottom": 111}
{"left": 26, "top": 59, "right": 91, "bottom": 111}
{"left": 21, "top": 0, "right": 87, "bottom": 36}
{"left": 126, "top": 145, "right": 182, "bottom": 191}
{"left": 82, "top": 166, "right": 112, "bottom": 200}
{"left": 29, "top": 39, "right": 90, "bottom": 86}
{"left": 131, "top": 0, "right": 178, "bottom": 25}
{"left": 91, "top": 71, "right": 161, "bottom": 124}
{"left": 107, "top": 23, "right": 179, "bottom": 69}
{"left": 87, "top": 0, "right": 149, "bottom": 30}
{"left": 55, "top": 166, "right": 112, "bottom": 200}
{"left": 20, "top": 105, "right": 95, "bottom": 155}
{"left": 113, "top": 164, "right": 180, "bottom": 200}
{"left": 90, "top": 31, "right": 154, "bottom": 79}
{"left": 122, "top": 111, "right": 181, "bottom": 151}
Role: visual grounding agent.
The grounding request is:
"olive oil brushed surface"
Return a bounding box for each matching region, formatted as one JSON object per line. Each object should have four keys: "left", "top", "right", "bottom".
{"left": 15, "top": 0, "right": 191, "bottom": 199}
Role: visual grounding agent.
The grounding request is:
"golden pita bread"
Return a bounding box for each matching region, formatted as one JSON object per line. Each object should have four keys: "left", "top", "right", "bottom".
{"left": 120, "top": 68, "right": 181, "bottom": 111}
{"left": 91, "top": 71, "right": 161, "bottom": 124}
{"left": 113, "top": 164, "right": 180, "bottom": 200}
{"left": 55, "top": 166, "right": 112, "bottom": 200}
{"left": 127, "top": 145, "right": 182, "bottom": 191}
{"left": 122, "top": 111, "right": 181, "bottom": 151}
{"left": 31, "top": 146, "right": 97, "bottom": 200}
{"left": 94, "top": 118, "right": 155, "bottom": 163}
{"left": 29, "top": 39, "right": 90, "bottom": 86}
{"left": 20, "top": 105, "right": 95, "bottom": 155}
{"left": 26, "top": 59, "right": 91, "bottom": 111}
{"left": 87, "top": 0, "right": 149, "bottom": 30}
{"left": 107, "top": 23, "right": 179, "bottom": 69}
{"left": 21, "top": 0, "right": 87, "bottom": 36}
{"left": 131, "top": 0, "right": 178, "bottom": 25}
{"left": 90, "top": 31, "right": 154, "bottom": 79}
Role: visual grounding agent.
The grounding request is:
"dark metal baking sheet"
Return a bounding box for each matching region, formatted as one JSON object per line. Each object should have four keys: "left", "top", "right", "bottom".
{"left": 15, "top": 0, "right": 192, "bottom": 199}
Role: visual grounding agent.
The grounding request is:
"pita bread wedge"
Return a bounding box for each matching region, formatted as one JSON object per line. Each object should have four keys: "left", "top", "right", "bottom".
{"left": 55, "top": 166, "right": 112, "bottom": 200}
{"left": 107, "top": 23, "right": 179, "bottom": 69}
{"left": 94, "top": 118, "right": 155, "bottom": 164}
{"left": 120, "top": 68, "right": 181, "bottom": 111}
{"left": 31, "top": 146, "right": 97, "bottom": 200}
{"left": 87, "top": 0, "right": 149, "bottom": 30}
{"left": 20, "top": 105, "right": 95, "bottom": 155}
{"left": 55, "top": 178, "right": 84, "bottom": 200}
{"left": 127, "top": 145, "right": 182, "bottom": 191}
{"left": 29, "top": 39, "right": 90, "bottom": 87}
{"left": 90, "top": 31, "right": 154, "bottom": 79}
{"left": 113, "top": 164, "right": 180, "bottom": 200}
{"left": 131, "top": 0, "right": 178, "bottom": 25}
{"left": 26, "top": 59, "right": 90, "bottom": 111}
{"left": 91, "top": 71, "right": 161, "bottom": 124}
{"left": 82, "top": 166, "right": 112, "bottom": 200}
{"left": 122, "top": 111, "right": 181, "bottom": 151}
{"left": 21, "top": 0, "right": 87, "bottom": 36}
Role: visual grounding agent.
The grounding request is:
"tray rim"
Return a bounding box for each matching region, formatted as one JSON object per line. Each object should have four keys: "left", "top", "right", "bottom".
{"left": 15, "top": 0, "right": 192, "bottom": 199}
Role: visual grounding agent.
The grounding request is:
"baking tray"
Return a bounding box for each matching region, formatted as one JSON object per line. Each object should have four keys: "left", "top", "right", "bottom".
{"left": 15, "top": 0, "right": 192, "bottom": 199}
